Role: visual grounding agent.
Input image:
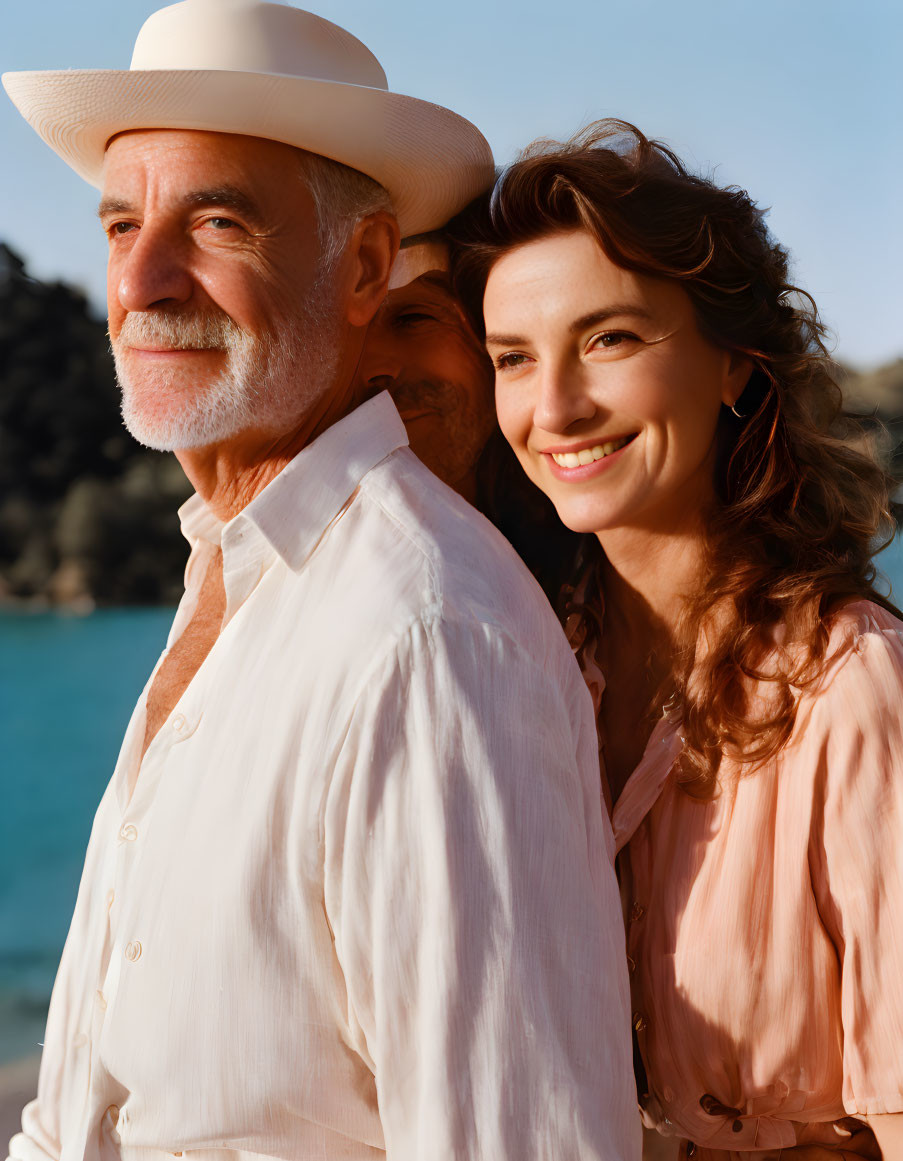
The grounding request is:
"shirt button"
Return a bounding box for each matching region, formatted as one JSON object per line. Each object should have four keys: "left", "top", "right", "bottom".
{"left": 72, "top": 1032, "right": 88, "bottom": 1048}
{"left": 171, "top": 713, "right": 186, "bottom": 732}
{"left": 626, "top": 954, "right": 636, "bottom": 973}
{"left": 119, "top": 824, "right": 138, "bottom": 842}
{"left": 630, "top": 901, "right": 646, "bottom": 922}
{"left": 633, "top": 1010, "right": 647, "bottom": 1033}
{"left": 125, "top": 941, "right": 142, "bottom": 962}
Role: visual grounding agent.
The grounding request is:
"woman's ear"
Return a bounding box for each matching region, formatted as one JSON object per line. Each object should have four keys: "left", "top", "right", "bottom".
{"left": 721, "top": 350, "right": 755, "bottom": 408}
{"left": 343, "top": 212, "right": 401, "bottom": 328}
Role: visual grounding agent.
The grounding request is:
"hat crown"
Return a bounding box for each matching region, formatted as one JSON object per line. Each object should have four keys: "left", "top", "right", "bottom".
{"left": 130, "top": 0, "right": 388, "bottom": 90}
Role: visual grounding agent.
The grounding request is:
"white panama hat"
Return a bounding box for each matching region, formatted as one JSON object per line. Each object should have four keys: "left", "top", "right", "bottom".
{"left": 2, "top": 0, "right": 494, "bottom": 236}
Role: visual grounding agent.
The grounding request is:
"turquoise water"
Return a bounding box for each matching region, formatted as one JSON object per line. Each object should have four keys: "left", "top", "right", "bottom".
{"left": 1, "top": 538, "right": 902, "bottom": 1063}
{"left": 0, "top": 608, "right": 174, "bottom": 1062}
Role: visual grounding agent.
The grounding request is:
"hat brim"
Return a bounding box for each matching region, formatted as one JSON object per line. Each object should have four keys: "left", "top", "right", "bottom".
{"left": 1, "top": 68, "right": 494, "bottom": 235}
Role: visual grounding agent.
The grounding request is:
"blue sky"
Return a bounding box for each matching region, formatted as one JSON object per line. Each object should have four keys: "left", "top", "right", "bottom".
{"left": 1, "top": 0, "right": 900, "bottom": 368}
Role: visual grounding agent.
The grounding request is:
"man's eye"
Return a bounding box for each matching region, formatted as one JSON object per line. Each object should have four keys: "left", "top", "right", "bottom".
{"left": 394, "top": 311, "right": 439, "bottom": 327}
{"left": 205, "top": 217, "right": 239, "bottom": 231}
{"left": 110, "top": 221, "right": 137, "bottom": 235}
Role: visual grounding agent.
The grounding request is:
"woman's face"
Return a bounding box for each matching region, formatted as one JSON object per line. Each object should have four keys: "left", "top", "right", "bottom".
{"left": 483, "top": 229, "right": 750, "bottom": 537}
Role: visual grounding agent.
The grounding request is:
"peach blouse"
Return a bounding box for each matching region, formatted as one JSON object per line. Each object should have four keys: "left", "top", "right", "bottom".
{"left": 607, "top": 600, "right": 903, "bottom": 1159}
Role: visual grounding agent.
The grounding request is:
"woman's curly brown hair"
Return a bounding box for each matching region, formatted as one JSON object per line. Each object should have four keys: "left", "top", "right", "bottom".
{"left": 451, "top": 119, "right": 900, "bottom": 797}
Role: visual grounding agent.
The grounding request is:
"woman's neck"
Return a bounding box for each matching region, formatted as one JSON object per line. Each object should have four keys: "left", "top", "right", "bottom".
{"left": 596, "top": 521, "right": 708, "bottom": 667}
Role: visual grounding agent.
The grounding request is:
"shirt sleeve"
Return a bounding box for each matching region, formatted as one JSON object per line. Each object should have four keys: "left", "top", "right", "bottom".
{"left": 322, "top": 613, "right": 640, "bottom": 1161}
{"left": 8, "top": 1102, "right": 60, "bottom": 1161}
{"left": 808, "top": 616, "right": 903, "bottom": 1116}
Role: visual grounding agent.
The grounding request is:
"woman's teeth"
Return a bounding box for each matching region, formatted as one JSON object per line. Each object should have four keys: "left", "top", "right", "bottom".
{"left": 550, "top": 435, "right": 632, "bottom": 468}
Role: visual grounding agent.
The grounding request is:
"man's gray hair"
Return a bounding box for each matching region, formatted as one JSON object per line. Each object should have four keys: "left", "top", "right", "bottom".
{"left": 299, "top": 152, "right": 393, "bottom": 272}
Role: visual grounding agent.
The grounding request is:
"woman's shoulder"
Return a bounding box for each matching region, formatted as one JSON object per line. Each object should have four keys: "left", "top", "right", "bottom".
{"left": 806, "top": 597, "right": 903, "bottom": 705}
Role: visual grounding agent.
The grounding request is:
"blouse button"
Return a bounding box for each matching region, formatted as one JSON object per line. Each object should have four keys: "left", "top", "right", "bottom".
{"left": 119, "top": 823, "right": 138, "bottom": 842}
{"left": 125, "top": 940, "right": 142, "bottom": 962}
{"left": 632, "top": 1011, "right": 647, "bottom": 1033}
{"left": 171, "top": 713, "right": 186, "bottom": 733}
{"left": 630, "top": 902, "right": 646, "bottom": 922}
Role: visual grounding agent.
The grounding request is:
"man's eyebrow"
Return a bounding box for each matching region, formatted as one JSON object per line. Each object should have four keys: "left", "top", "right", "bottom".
{"left": 180, "top": 186, "right": 263, "bottom": 221}
{"left": 485, "top": 305, "right": 654, "bottom": 347}
{"left": 97, "top": 197, "right": 133, "bottom": 219}
{"left": 96, "top": 187, "right": 264, "bottom": 221}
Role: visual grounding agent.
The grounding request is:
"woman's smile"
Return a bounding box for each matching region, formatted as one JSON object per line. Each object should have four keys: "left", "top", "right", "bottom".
{"left": 484, "top": 229, "right": 748, "bottom": 538}
{"left": 542, "top": 432, "right": 638, "bottom": 478}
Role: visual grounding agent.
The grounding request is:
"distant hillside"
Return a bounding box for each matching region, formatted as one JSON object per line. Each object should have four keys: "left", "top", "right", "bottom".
{"left": 838, "top": 359, "right": 903, "bottom": 481}
{"left": 0, "top": 243, "right": 192, "bottom": 607}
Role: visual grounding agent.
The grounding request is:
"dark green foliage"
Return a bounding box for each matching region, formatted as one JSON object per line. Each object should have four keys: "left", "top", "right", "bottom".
{"left": 0, "top": 244, "right": 192, "bottom": 605}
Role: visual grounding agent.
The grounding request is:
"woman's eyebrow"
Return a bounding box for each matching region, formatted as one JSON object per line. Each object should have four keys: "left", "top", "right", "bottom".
{"left": 568, "top": 305, "right": 654, "bottom": 333}
{"left": 485, "top": 305, "right": 654, "bottom": 348}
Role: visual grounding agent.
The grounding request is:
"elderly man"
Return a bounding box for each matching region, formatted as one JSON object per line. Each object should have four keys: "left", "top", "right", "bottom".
{"left": 3, "top": 4, "right": 639, "bottom": 1161}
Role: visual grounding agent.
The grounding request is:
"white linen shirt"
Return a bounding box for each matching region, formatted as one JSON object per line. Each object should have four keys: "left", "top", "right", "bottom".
{"left": 11, "top": 393, "right": 639, "bottom": 1161}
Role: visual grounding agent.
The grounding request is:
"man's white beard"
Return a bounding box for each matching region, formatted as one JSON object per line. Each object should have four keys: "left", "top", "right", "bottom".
{"left": 112, "top": 295, "right": 340, "bottom": 452}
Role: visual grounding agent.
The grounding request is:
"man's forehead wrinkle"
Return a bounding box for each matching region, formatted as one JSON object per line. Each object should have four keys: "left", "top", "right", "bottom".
{"left": 417, "top": 272, "right": 454, "bottom": 293}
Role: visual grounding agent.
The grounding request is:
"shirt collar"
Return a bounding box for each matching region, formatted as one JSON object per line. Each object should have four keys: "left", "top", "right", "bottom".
{"left": 178, "top": 390, "right": 408, "bottom": 575}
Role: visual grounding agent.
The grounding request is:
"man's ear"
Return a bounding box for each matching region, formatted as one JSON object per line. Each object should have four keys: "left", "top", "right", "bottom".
{"left": 721, "top": 350, "right": 755, "bottom": 408}
{"left": 344, "top": 212, "right": 401, "bottom": 328}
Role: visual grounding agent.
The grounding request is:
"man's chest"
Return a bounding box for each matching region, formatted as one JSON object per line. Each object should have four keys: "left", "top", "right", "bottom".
{"left": 143, "top": 552, "right": 226, "bottom": 755}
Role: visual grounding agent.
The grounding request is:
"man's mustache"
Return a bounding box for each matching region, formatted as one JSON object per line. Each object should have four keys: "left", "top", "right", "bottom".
{"left": 114, "top": 309, "right": 246, "bottom": 351}
{"left": 389, "top": 378, "right": 461, "bottom": 414}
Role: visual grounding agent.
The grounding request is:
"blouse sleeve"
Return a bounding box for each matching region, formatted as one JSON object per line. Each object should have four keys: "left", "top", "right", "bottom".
{"left": 808, "top": 610, "right": 903, "bottom": 1117}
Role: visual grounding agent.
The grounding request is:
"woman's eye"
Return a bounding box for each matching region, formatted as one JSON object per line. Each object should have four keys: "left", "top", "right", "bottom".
{"left": 494, "top": 352, "right": 530, "bottom": 371}
{"left": 592, "top": 330, "right": 638, "bottom": 350}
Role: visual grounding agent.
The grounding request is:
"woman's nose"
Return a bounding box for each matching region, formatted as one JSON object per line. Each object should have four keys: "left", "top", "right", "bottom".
{"left": 532, "top": 361, "right": 597, "bottom": 434}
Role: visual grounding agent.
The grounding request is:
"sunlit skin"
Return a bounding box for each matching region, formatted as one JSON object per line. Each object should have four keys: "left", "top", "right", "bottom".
{"left": 101, "top": 129, "right": 398, "bottom": 520}
{"left": 484, "top": 229, "right": 752, "bottom": 794}
{"left": 356, "top": 268, "right": 495, "bottom": 503}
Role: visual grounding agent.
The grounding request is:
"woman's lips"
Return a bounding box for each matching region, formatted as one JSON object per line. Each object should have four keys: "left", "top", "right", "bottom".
{"left": 542, "top": 433, "right": 638, "bottom": 481}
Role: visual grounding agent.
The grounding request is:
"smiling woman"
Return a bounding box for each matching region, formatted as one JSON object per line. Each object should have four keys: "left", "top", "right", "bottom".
{"left": 450, "top": 121, "right": 903, "bottom": 1159}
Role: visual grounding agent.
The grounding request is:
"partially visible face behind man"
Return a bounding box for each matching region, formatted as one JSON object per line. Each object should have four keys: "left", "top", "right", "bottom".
{"left": 355, "top": 259, "right": 495, "bottom": 501}
{"left": 101, "top": 129, "right": 340, "bottom": 451}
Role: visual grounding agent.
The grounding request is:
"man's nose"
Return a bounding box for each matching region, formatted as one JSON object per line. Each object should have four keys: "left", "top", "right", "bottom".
{"left": 532, "top": 360, "right": 597, "bottom": 434}
{"left": 112, "top": 224, "right": 194, "bottom": 313}
{"left": 357, "top": 331, "right": 404, "bottom": 393}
